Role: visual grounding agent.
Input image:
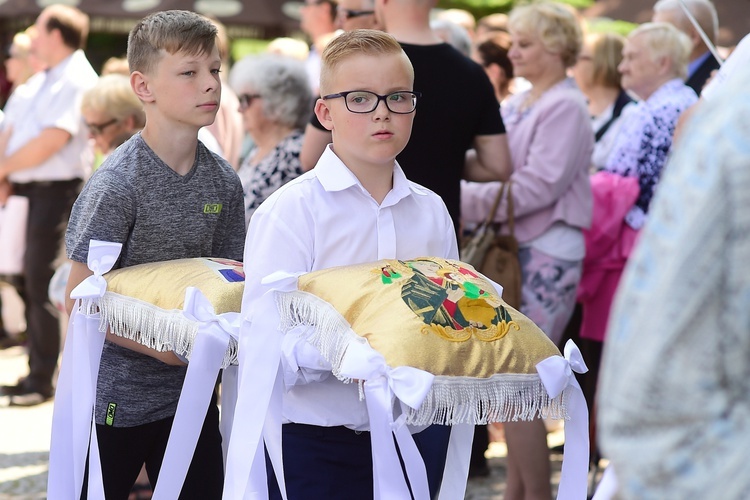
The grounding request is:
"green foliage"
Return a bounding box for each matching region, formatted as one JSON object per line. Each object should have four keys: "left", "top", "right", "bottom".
{"left": 436, "top": 0, "right": 594, "bottom": 19}
{"left": 586, "top": 18, "right": 638, "bottom": 36}
{"left": 231, "top": 38, "right": 271, "bottom": 62}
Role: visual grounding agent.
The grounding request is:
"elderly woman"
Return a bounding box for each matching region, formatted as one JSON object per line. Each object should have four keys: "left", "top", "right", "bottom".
{"left": 81, "top": 74, "right": 146, "bottom": 158}
{"left": 229, "top": 54, "right": 312, "bottom": 227}
{"left": 574, "top": 24, "right": 696, "bottom": 431}
{"left": 604, "top": 22, "right": 697, "bottom": 230}
{"left": 461, "top": 3, "right": 592, "bottom": 498}
{"left": 573, "top": 32, "right": 634, "bottom": 171}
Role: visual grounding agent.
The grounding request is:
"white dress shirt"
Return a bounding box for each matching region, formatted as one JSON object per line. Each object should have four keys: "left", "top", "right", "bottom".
{"left": 242, "top": 145, "right": 458, "bottom": 430}
{"left": 4, "top": 50, "right": 97, "bottom": 183}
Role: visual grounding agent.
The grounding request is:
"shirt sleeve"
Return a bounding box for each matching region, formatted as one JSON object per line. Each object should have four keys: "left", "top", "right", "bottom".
{"left": 463, "top": 95, "right": 592, "bottom": 224}
{"left": 65, "top": 170, "right": 136, "bottom": 264}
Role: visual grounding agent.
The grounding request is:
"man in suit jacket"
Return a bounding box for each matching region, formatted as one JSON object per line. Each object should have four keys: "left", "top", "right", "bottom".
{"left": 653, "top": 0, "right": 721, "bottom": 95}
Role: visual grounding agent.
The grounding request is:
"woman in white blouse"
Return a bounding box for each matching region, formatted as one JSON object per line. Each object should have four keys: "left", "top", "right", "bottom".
{"left": 572, "top": 32, "right": 634, "bottom": 171}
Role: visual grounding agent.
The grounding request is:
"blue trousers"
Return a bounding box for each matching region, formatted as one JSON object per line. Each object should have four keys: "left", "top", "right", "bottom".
{"left": 267, "top": 423, "right": 451, "bottom": 500}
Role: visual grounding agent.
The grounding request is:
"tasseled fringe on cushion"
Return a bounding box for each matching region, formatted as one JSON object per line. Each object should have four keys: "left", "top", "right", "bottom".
{"left": 80, "top": 293, "right": 239, "bottom": 368}
{"left": 275, "top": 291, "right": 568, "bottom": 425}
{"left": 406, "top": 374, "right": 568, "bottom": 426}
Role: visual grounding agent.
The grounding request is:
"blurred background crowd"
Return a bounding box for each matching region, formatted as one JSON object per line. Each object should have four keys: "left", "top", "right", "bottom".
{"left": 0, "top": 0, "right": 749, "bottom": 499}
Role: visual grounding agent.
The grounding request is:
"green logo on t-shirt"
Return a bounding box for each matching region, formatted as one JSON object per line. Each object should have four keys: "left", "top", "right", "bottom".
{"left": 106, "top": 402, "right": 117, "bottom": 426}
{"left": 204, "top": 203, "right": 223, "bottom": 214}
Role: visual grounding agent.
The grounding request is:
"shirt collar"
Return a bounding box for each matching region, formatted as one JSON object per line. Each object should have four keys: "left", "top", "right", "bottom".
{"left": 314, "top": 145, "right": 427, "bottom": 203}
{"left": 45, "top": 50, "right": 79, "bottom": 81}
{"left": 646, "top": 78, "right": 689, "bottom": 103}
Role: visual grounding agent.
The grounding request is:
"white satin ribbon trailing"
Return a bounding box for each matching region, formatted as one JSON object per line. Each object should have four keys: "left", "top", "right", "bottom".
{"left": 223, "top": 288, "right": 288, "bottom": 500}
{"left": 339, "top": 340, "right": 434, "bottom": 500}
{"left": 591, "top": 465, "right": 618, "bottom": 500}
{"left": 536, "top": 339, "right": 590, "bottom": 500}
{"left": 437, "top": 423, "right": 474, "bottom": 500}
{"left": 152, "top": 287, "right": 237, "bottom": 499}
{"left": 48, "top": 240, "right": 122, "bottom": 500}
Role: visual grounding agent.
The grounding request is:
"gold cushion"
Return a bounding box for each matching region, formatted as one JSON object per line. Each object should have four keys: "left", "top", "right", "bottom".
{"left": 104, "top": 257, "right": 245, "bottom": 314}
{"left": 93, "top": 258, "right": 244, "bottom": 365}
{"left": 294, "top": 257, "right": 559, "bottom": 379}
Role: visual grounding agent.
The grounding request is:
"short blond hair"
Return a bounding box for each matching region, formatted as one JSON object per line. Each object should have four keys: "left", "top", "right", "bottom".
{"left": 81, "top": 74, "right": 146, "bottom": 128}
{"left": 127, "top": 10, "right": 218, "bottom": 75}
{"left": 628, "top": 22, "right": 692, "bottom": 79}
{"left": 319, "top": 29, "right": 412, "bottom": 95}
{"left": 508, "top": 2, "right": 583, "bottom": 68}
{"left": 586, "top": 32, "right": 626, "bottom": 89}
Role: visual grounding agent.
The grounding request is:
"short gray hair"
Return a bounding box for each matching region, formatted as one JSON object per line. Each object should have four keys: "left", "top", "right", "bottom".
{"left": 653, "top": 0, "right": 718, "bottom": 43}
{"left": 229, "top": 54, "right": 312, "bottom": 130}
{"left": 431, "top": 19, "right": 472, "bottom": 58}
{"left": 629, "top": 22, "right": 692, "bottom": 80}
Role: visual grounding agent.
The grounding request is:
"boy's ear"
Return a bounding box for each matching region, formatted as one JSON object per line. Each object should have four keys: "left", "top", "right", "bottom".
{"left": 314, "top": 98, "right": 334, "bottom": 132}
{"left": 130, "top": 71, "right": 154, "bottom": 104}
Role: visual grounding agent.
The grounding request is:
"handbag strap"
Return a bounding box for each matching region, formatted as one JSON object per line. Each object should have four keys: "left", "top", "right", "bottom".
{"left": 482, "top": 181, "right": 515, "bottom": 237}
{"left": 483, "top": 182, "right": 507, "bottom": 227}
{"left": 505, "top": 181, "right": 515, "bottom": 237}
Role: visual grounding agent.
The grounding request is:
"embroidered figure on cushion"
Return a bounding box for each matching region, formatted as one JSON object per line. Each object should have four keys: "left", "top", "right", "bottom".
{"left": 376, "top": 258, "right": 519, "bottom": 342}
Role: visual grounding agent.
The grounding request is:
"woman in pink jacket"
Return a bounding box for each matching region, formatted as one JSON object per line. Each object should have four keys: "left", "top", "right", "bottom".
{"left": 461, "top": 3, "right": 593, "bottom": 499}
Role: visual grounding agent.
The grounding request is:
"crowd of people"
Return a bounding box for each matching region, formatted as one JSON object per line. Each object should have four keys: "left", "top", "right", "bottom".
{"left": 0, "top": 0, "right": 747, "bottom": 498}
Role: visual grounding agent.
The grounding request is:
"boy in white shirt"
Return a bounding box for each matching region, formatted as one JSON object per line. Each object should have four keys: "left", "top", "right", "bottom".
{"left": 238, "top": 29, "right": 458, "bottom": 499}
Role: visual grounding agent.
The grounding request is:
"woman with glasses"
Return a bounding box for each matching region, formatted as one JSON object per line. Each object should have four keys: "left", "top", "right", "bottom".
{"left": 462, "top": 4, "right": 593, "bottom": 499}
{"left": 572, "top": 32, "right": 634, "bottom": 171}
{"left": 80, "top": 74, "right": 145, "bottom": 161}
{"left": 229, "top": 54, "right": 312, "bottom": 227}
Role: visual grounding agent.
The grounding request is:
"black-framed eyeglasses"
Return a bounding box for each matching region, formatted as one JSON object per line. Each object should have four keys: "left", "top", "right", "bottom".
{"left": 337, "top": 7, "right": 375, "bottom": 20}
{"left": 85, "top": 118, "right": 118, "bottom": 135}
{"left": 238, "top": 93, "right": 262, "bottom": 110}
{"left": 322, "top": 90, "right": 421, "bottom": 114}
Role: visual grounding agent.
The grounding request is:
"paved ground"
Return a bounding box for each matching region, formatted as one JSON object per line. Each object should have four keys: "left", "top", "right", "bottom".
{"left": 0, "top": 285, "right": 601, "bottom": 499}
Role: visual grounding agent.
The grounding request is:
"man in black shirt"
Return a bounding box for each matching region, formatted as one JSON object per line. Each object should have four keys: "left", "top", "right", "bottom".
{"left": 300, "top": 0, "right": 510, "bottom": 234}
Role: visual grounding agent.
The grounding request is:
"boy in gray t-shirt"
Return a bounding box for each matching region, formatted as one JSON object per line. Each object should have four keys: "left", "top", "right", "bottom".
{"left": 64, "top": 11, "right": 245, "bottom": 498}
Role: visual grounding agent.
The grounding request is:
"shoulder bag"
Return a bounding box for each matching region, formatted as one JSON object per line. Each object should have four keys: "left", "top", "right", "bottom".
{"left": 460, "top": 182, "right": 522, "bottom": 309}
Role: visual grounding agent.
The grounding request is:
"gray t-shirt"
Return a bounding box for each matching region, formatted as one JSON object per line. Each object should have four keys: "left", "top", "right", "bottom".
{"left": 66, "top": 133, "right": 246, "bottom": 427}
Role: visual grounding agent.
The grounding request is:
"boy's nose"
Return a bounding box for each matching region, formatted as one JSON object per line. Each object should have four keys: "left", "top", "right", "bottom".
{"left": 372, "top": 99, "right": 390, "bottom": 119}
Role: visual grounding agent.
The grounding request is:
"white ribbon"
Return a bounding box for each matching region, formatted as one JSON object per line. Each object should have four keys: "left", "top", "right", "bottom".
{"left": 436, "top": 423, "right": 474, "bottom": 500}
{"left": 152, "top": 287, "right": 236, "bottom": 499}
{"left": 536, "top": 339, "right": 590, "bottom": 500}
{"left": 591, "top": 465, "right": 618, "bottom": 500}
{"left": 223, "top": 289, "right": 288, "bottom": 500}
{"left": 48, "top": 240, "right": 122, "bottom": 500}
{"left": 339, "top": 340, "right": 434, "bottom": 500}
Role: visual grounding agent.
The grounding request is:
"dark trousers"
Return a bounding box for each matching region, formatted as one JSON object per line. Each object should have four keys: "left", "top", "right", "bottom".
{"left": 268, "top": 423, "right": 450, "bottom": 500}
{"left": 12, "top": 179, "right": 80, "bottom": 389}
{"left": 82, "top": 396, "right": 224, "bottom": 499}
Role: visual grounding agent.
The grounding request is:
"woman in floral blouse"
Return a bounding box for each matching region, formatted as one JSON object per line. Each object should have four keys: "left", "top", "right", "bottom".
{"left": 229, "top": 54, "right": 312, "bottom": 227}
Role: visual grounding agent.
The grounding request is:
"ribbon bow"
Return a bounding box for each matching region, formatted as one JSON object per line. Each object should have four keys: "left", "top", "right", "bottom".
{"left": 536, "top": 339, "right": 589, "bottom": 399}
{"left": 535, "top": 339, "right": 590, "bottom": 500}
{"left": 339, "top": 339, "right": 434, "bottom": 500}
{"left": 69, "top": 240, "right": 122, "bottom": 300}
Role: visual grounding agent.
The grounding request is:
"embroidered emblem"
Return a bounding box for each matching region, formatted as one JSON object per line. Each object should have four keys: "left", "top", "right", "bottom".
{"left": 379, "top": 258, "right": 519, "bottom": 342}
{"left": 106, "top": 402, "right": 117, "bottom": 426}
{"left": 203, "top": 203, "right": 223, "bottom": 214}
